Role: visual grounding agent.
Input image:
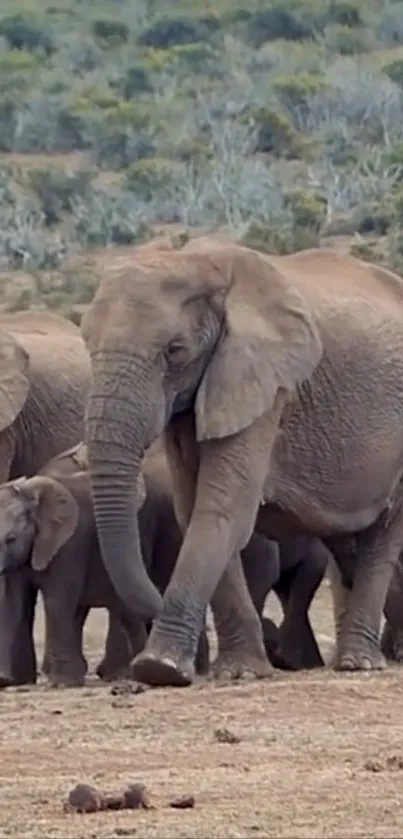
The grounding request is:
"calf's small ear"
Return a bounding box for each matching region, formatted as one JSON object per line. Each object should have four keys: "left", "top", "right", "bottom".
{"left": 27, "top": 476, "right": 79, "bottom": 571}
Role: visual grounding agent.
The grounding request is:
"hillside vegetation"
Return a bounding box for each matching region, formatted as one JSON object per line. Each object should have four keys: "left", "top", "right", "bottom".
{"left": 1, "top": 0, "right": 403, "bottom": 315}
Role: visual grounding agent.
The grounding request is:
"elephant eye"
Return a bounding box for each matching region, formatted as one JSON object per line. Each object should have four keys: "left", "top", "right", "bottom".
{"left": 164, "top": 339, "right": 187, "bottom": 365}
{"left": 5, "top": 534, "right": 16, "bottom": 547}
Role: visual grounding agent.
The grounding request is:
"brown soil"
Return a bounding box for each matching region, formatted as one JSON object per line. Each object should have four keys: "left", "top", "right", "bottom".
{"left": 1, "top": 585, "right": 403, "bottom": 838}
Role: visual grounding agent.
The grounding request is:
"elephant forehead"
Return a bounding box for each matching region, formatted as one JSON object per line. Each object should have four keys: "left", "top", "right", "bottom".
{"left": 0, "top": 489, "right": 25, "bottom": 530}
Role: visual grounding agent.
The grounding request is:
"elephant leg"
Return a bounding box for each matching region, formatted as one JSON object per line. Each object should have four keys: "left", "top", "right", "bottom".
{"left": 43, "top": 605, "right": 89, "bottom": 676}
{"left": 97, "top": 611, "right": 147, "bottom": 681}
{"left": 274, "top": 551, "right": 326, "bottom": 670}
{"left": 43, "top": 596, "right": 88, "bottom": 687}
{"left": 210, "top": 550, "right": 273, "bottom": 681}
{"left": 132, "top": 411, "right": 280, "bottom": 687}
{"left": 380, "top": 559, "right": 403, "bottom": 662}
{"left": 0, "top": 571, "right": 37, "bottom": 687}
{"left": 335, "top": 511, "right": 403, "bottom": 672}
{"left": 195, "top": 620, "right": 210, "bottom": 675}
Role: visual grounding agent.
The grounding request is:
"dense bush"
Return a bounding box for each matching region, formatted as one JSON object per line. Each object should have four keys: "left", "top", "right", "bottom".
{"left": 1, "top": 0, "right": 403, "bottom": 304}
{"left": 0, "top": 13, "right": 54, "bottom": 54}
{"left": 245, "top": 7, "right": 315, "bottom": 47}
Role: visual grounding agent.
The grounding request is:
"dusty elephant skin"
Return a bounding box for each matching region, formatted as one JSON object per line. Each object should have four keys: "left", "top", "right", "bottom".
{"left": 0, "top": 312, "right": 91, "bottom": 688}
{"left": 81, "top": 240, "right": 403, "bottom": 687}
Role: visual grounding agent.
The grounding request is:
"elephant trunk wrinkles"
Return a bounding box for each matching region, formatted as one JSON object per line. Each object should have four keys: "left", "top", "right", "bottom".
{"left": 86, "top": 352, "right": 163, "bottom": 620}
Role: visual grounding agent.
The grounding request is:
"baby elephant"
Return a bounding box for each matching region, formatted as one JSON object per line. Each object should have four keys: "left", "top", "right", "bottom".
{"left": 0, "top": 467, "right": 208, "bottom": 687}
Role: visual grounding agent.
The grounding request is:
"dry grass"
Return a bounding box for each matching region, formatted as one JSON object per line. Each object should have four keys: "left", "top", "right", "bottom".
{"left": 1, "top": 585, "right": 403, "bottom": 839}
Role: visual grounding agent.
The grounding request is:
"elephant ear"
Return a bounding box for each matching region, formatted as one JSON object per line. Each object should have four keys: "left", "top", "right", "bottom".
{"left": 27, "top": 476, "right": 79, "bottom": 571}
{"left": 195, "top": 245, "right": 323, "bottom": 441}
{"left": 0, "top": 330, "right": 30, "bottom": 433}
{"left": 70, "top": 442, "right": 89, "bottom": 471}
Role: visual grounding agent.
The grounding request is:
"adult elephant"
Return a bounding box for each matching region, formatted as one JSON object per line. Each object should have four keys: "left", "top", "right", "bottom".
{"left": 0, "top": 311, "right": 91, "bottom": 479}
{"left": 81, "top": 240, "right": 403, "bottom": 686}
{"left": 0, "top": 310, "right": 91, "bottom": 686}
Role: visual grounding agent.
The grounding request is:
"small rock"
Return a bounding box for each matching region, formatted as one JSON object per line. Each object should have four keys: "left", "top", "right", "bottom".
{"left": 386, "top": 755, "right": 403, "bottom": 770}
{"left": 364, "top": 759, "right": 383, "bottom": 773}
{"left": 169, "top": 794, "right": 195, "bottom": 809}
{"left": 110, "top": 682, "right": 146, "bottom": 697}
{"left": 213, "top": 727, "right": 241, "bottom": 744}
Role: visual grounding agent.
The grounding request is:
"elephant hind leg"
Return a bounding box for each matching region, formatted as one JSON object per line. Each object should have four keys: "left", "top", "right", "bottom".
{"left": 335, "top": 506, "right": 403, "bottom": 672}
{"left": 209, "top": 551, "right": 273, "bottom": 682}
{"left": 97, "top": 611, "right": 147, "bottom": 681}
{"left": 273, "top": 549, "right": 326, "bottom": 671}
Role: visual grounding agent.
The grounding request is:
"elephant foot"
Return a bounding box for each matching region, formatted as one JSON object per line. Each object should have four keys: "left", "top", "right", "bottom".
{"left": 276, "top": 620, "right": 324, "bottom": 671}
{"left": 96, "top": 660, "right": 133, "bottom": 682}
{"left": 380, "top": 623, "right": 403, "bottom": 663}
{"left": 210, "top": 650, "right": 273, "bottom": 683}
{"left": 261, "top": 617, "right": 280, "bottom": 659}
{"left": 0, "top": 672, "right": 13, "bottom": 689}
{"left": 131, "top": 650, "right": 195, "bottom": 688}
{"left": 334, "top": 645, "right": 386, "bottom": 672}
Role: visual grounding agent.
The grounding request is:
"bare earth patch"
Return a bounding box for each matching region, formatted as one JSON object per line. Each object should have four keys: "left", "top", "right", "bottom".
{"left": 1, "top": 585, "right": 403, "bottom": 839}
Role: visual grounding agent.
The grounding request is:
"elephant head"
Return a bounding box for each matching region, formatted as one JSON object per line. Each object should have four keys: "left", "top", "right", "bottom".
{"left": 0, "top": 330, "right": 30, "bottom": 434}
{"left": 0, "top": 475, "right": 79, "bottom": 574}
{"left": 81, "top": 240, "right": 322, "bottom": 618}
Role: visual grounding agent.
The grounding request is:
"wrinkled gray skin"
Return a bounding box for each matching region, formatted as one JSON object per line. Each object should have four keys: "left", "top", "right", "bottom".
{"left": 0, "top": 313, "right": 91, "bottom": 686}
{"left": 82, "top": 240, "right": 403, "bottom": 687}
{"left": 329, "top": 547, "right": 403, "bottom": 666}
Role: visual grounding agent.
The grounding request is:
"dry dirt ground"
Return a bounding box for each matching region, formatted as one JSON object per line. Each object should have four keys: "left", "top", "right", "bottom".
{"left": 1, "top": 585, "right": 403, "bottom": 839}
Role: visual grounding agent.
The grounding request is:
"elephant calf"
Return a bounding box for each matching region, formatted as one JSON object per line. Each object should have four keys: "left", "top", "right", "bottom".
{"left": 0, "top": 464, "right": 209, "bottom": 687}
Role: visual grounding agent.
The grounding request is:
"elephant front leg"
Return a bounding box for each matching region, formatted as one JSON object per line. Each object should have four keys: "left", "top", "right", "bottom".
{"left": 132, "top": 412, "right": 279, "bottom": 687}
{"left": 43, "top": 597, "right": 88, "bottom": 687}
{"left": 210, "top": 551, "right": 273, "bottom": 681}
{"left": 335, "top": 514, "right": 402, "bottom": 672}
{"left": 0, "top": 571, "right": 37, "bottom": 687}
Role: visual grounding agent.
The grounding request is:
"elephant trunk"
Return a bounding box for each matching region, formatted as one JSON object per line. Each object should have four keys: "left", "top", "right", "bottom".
{"left": 85, "top": 351, "right": 163, "bottom": 620}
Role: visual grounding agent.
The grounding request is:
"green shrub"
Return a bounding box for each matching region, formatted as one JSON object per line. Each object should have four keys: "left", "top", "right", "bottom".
{"left": 92, "top": 19, "right": 129, "bottom": 44}
{"left": 138, "top": 16, "right": 215, "bottom": 49}
{"left": 284, "top": 189, "right": 326, "bottom": 231}
{"left": 0, "top": 14, "right": 54, "bottom": 54}
{"left": 385, "top": 141, "right": 403, "bottom": 174}
{"left": 239, "top": 220, "right": 319, "bottom": 255}
{"left": 383, "top": 59, "right": 403, "bottom": 87}
{"left": 321, "top": 2, "right": 363, "bottom": 28}
{"left": 70, "top": 189, "right": 152, "bottom": 247}
{"left": 245, "top": 7, "right": 315, "bottom": 48}
{"left": 241, "top": 106, "right": 303, "bottom": 157}
{"left": 323, "top": 23, "right": 375, "bottom": 53}
{"left": 354, "top": 204, "right": 392, "bottom": 236}
{"left": 119, "top": 64, "right": 153, "bottom": 98}
{"left": 28, "top": 167, "right": 96, "bottom": 225}
{"left": 87, "top": 102, "right": 155, "bottom": 170}
{"left": 170, "top": 43, "right": 219, "bottom": 74}
{"left": 349, "top": 241, "right": 380, "bottom": 262}
{"left": 125, "top": 158, "right": 174, "bottom": 201}
{"left": 272, "top": 73, "right": 328, "bottom": 111}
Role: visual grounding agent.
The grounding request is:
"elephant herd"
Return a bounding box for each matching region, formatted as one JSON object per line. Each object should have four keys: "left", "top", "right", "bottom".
{"left": 2, "top": 239, "right": 403, "bottom": 691}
